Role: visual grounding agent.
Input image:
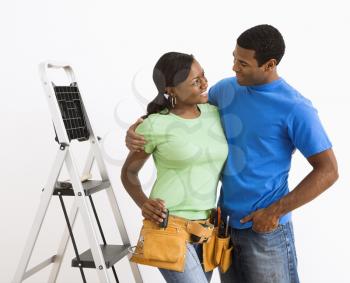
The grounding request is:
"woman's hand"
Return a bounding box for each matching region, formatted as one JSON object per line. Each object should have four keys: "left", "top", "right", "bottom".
{"left": 141, "top": 198, "right": 167, "bottom": 224}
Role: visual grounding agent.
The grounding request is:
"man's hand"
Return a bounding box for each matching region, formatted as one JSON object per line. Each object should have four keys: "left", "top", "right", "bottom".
{"left": 125, "top": 118, "right": 146, "bottom": 152}
{"left": 240, "top": 149, "right": 338, "bottom": 234}
{"left": 141, "top": 198, "right": 167, "bottom": 224}
{"left": 240, "top": 207, "right": 280, "bottom": 233}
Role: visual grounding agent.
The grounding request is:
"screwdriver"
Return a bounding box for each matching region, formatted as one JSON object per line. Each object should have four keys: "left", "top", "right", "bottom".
{"left": 225, "top": 215, "right": 230, "bottom": 237}
{"left": 217, "top": 207, "right": 221, "bottom": 228}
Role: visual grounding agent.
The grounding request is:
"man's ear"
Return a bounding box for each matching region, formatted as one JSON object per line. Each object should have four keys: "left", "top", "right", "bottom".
{"left": 264, "top": 59, "right": 277, "bottom": 71}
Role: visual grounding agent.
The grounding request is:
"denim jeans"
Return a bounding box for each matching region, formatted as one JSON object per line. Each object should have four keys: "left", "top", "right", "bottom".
{"left": 220, "top": 221, "right": 299, "bottom": 283}
{"left": 159, "top": 242, "right": 212, "bottom": 283}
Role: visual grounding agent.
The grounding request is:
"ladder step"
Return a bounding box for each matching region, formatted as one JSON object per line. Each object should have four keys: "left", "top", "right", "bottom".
{"left": 53, "top": 180, "right": 110, "bottom": 196}
{"left": 71, "top": 244, "right": 130, "bottom": 269}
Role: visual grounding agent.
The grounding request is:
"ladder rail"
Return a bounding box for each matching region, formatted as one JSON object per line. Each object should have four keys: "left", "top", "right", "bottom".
{"left": 38, "top": 62, "right": 73, "bottom": 145}
{"left": 65, "top": 150, "right": 111, "bottom": 283}
{"left": 83, "top": 139, "right": 143, "bottom": 283}
{"left": 12, "top": 147, "right": 67, "bottom": 283}
{"left": 91, "top": 141, "right": 131, "bottom": 242}
{"left": 48, "top": 201, "right": 79, "bottom": 283}
{"left": 82, "top": 139, "right": 132, "bottom": 244}
{"left": 58, "top": 194, "right": 87, "bottom": 282}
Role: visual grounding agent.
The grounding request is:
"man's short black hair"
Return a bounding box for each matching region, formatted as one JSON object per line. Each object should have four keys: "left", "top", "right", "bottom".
{"left": 237, "top": 24, "right": 285, "bottom": 66}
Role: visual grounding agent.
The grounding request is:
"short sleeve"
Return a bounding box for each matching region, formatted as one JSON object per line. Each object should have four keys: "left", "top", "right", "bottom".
{"left": 135, "top": 118, "right": 156, "bottom": 154}
{"left": 208, "top": 82, "right": 220, "bottom": 106}
{"left": 287, "top": 102, "right": 332, "bottom": 158}
{"left": 208, "top": 78, "right": 236, "bottom": 108}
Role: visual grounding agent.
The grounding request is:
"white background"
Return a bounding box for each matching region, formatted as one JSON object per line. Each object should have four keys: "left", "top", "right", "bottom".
{"left": 1, "top": 0, "right": 349, "bottom": 282}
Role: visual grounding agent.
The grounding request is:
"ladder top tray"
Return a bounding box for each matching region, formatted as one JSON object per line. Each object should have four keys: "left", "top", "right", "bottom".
{"left": 53, "top": 180, "right": 110, "bottom": 196}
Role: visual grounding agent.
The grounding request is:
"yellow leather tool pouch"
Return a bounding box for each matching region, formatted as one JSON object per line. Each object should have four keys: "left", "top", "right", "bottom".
{"left": 202, "top": 227, "right": 218, "bottom": 272}
{"left": 219, "top": 242, "right": 233, "bottom": 273}
{"left": 130, "top": 219, "right": 189, "bottom": 272}
{"left": 215, "top": 236, "right": 230, "bottom": 265}
{"left": 216, "top": 235, "right": 232, "bottom": 272}
{"left": 203, "top": 228, "right": 233, "bottom": 273}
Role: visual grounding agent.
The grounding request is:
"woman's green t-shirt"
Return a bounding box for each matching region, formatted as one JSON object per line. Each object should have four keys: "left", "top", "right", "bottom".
{"left": 136, "top": 103, "right": 228, "bottom": 220}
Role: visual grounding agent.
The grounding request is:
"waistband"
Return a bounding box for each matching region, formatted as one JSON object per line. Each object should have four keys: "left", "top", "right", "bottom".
{"left": 168, "top": 214, "right": 207, "bottom": 226}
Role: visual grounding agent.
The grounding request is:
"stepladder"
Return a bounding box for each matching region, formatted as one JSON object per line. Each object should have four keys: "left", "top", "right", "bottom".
{"left": 12, "top": 61, "right": 143, "bottom": 283}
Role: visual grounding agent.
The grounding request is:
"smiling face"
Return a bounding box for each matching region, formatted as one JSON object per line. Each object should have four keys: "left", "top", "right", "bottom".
{"left": 167, "top": 59, "right": 208, "bottom": 106}
{"left": 232, "top": 44, "right": 277, "bottom": 86}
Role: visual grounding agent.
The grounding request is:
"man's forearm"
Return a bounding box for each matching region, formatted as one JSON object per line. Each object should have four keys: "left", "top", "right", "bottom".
{"left": 269, "top": 166, "right": 338, "bottom": 218}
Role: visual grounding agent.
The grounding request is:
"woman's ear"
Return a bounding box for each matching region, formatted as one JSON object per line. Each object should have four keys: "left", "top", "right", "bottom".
{"left": 165, "top": 87, "right": 175, "bottom": 96}
{"left": 164, "top": 87, "right": 171, "bottom": 94}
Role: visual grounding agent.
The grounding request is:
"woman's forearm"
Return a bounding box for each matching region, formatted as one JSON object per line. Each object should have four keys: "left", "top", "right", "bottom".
{"left": 121, "top": 151, "right": 166, "bottom": 223}
{"left": 121, "top": 169, "right": 148, "bottom": 209}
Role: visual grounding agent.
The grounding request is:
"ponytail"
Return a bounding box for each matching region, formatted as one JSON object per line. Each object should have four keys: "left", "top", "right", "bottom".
{"left": 143, "top": 93, "right": 171, "bottom": 119}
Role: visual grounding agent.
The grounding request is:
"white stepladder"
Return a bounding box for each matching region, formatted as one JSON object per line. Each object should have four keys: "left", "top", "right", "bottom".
{"left": 12, "top": 61, "right": 143, "bottom": 283}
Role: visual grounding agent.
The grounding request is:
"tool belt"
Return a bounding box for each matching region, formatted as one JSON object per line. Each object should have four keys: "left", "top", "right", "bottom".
{"left": 203, "top": 208, "right": 233, "bottom": 273}
{"left": 202, "top": 227, "right": 233, "bottom": 273}
{"left": 129, "top": 213, "right": 232, "bottom": 273}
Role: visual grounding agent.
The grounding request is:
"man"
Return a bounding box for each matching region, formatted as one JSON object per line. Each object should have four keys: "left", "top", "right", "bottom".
{"left": 125, "top": 25, "right": 338, "bottom": 283}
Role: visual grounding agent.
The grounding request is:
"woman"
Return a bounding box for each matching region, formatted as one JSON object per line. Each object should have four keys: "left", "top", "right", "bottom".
{"left": 121, "top": 52, "right": 228, "bottom": 283}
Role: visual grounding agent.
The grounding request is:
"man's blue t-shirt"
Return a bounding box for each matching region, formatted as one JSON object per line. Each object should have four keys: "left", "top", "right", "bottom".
{"left": 209, "top": 77, "right": 332, "bottom": 229}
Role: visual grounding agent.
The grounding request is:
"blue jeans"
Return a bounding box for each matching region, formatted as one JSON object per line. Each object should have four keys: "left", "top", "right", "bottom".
{"left": 220, "top": 221, "right": 299, "bottom": 283}
{"left": 159, "top": 243, "right": 212, "bottom": 283}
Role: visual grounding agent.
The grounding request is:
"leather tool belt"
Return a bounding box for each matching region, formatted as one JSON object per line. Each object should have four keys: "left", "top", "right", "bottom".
{"left": 129, "top": 215, "right": 214, "bottom": 272}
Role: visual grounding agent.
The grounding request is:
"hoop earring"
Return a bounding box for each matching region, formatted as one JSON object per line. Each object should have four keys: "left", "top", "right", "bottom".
{"left": 170, "top": 96, "right": 177, "bottom": 108}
